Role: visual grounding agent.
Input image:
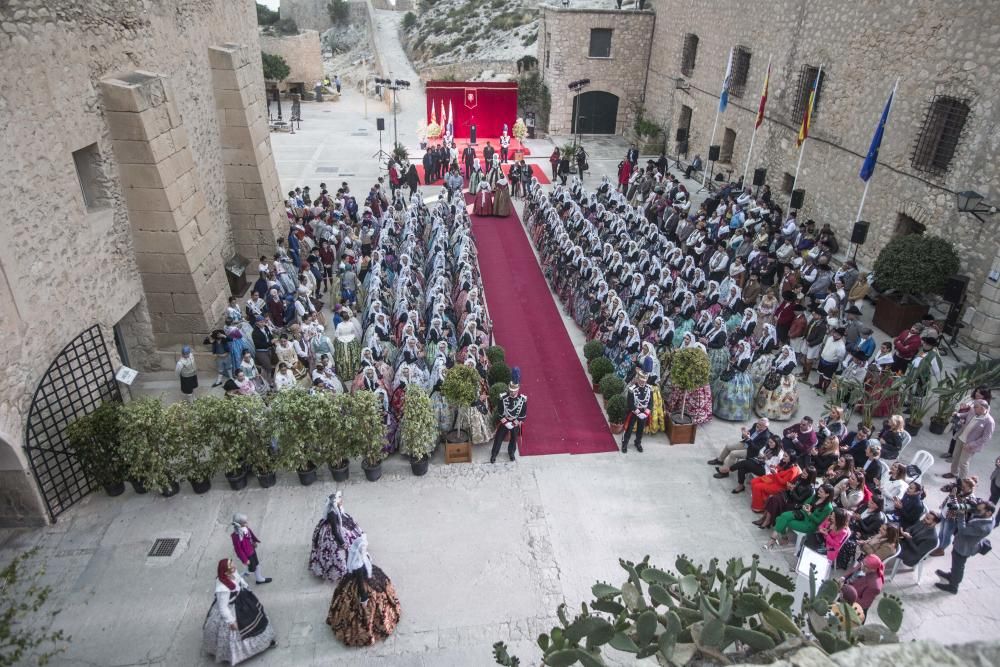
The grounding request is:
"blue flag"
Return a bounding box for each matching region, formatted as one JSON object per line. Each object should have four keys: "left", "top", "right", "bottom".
{"left": 719, "top": 48, "right": 734, "bottom": 113}
{"left": 860, "top": 89, "right": 894, "bottom": 182}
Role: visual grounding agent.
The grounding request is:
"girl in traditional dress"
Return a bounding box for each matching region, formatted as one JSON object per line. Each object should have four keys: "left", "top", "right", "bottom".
{"left": 637, "top": 345, "right": 665, "bottom": 434}
{"left": 749, "top": 323, "right": 779, "bottom": 388}
{"left": 203, "top": 559, "right": 276, "bottom": 664}
{"left": 325, "top": 535, "right": 401, "bottom": 647}
{"left": 703, "top": 317, "right": 729, "bottom": 384}
{"left": 754, "top": 345, "right": 799, "bottom": 421}
{"left": 473, "top": 181, "right": 494, "bottom": 216}
{"left": 492, "top": 174, "right": 513, "bottom": 217}
{"left": 334, "top": 308, "right": 363, "bottom": 380}
{"left": 712, "top": 340, "right": 755, "bottom": 422}
{"left": 309, "top": 491, "right": 365, "bottom": 584}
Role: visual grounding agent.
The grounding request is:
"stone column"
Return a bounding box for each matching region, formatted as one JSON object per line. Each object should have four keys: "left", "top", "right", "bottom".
{"left": 100, "top": 72, "right": 228, "bottom": 347}
{"left": 209, "top": 43, "right": 286, "bottom": 262}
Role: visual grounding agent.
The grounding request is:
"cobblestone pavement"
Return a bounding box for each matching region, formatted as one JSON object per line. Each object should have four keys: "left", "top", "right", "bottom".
{"left": 3, "top": 19, "right": 998, "bottom": 665}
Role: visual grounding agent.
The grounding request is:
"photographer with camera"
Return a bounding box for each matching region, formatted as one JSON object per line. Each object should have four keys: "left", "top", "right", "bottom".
{"left": 935, "top": 499, "right": 995, "bottom": 594}
{"left": 930, "top": 477, "right": 980, "bottom": 557}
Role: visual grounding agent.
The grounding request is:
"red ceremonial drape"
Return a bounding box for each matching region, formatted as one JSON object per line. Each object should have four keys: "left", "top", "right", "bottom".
{"left": 426, "top": 81, "right": 518, "bottom": 139}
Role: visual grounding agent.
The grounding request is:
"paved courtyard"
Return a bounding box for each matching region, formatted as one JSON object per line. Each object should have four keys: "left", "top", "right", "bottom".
{"left": 2, "top": 11, "right": 999, "bottom": 665}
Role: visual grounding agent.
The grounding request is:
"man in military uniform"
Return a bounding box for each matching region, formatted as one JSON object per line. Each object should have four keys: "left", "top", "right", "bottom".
{"left": 499, "top": 131, "right": 511, "bottom": 164}
{"left": 621, "top": 370, "right": 652, "bottom": 453}
{"left": 491, "top": 367, "right": 527, "bottom": 463}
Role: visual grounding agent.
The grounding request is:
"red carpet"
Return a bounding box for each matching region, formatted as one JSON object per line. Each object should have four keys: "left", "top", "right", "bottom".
{"left": 468, "top": 196, "right": 618, "bottom": 456}
{"left": 415, "top": 163, "right": 550, "bottom": 187}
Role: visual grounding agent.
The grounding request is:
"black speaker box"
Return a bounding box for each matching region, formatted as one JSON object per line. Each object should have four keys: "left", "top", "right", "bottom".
{"left": 675, "top": 128, "right": 688, "bottom": 142}
{"left": 942, "top": 275, "right": 970, "bottom": 305}
{"left": 850, "top": 220, "right": 869, "bottom": 245}
{"left": 676, "top": 141, "right": 688, "bottom": 155}
{"left": 376, "top": 118, "right": 385, "bottom": 131}
{"left": 708, "top": 145, "right": 721, "bottom": 161}
{"left": 752, "top": 168, "right": 767, "bottom": 186}
{"left": 789, "top": 189, "right": 805, "bottom": 210}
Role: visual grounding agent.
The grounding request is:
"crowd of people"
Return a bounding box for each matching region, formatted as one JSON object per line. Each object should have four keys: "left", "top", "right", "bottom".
{"left": 203, "top": 493, "right": 402, "bottom": 663}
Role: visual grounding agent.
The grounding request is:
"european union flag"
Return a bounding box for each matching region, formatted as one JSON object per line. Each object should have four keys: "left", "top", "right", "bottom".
{"left": 860, "top": 89, "right": 895, "bottom": 182}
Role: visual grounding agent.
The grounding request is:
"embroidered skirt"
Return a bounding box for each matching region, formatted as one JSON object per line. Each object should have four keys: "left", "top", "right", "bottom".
{"left": 712, "top": 371, "right": 755, "bottom": 422}
{"left": 326, "top": 566, "right": 401, "bottom": 647}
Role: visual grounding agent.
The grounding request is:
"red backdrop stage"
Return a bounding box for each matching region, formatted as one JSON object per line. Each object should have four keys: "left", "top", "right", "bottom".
{"left": 426, "top": 81, "right": 518, "bottom": 140}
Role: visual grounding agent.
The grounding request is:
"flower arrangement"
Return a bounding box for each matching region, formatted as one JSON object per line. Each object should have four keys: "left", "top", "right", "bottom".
{"left": 400, "top": 386, "right": 437, "bottom": 461}
{"left": 65, "top": 401, "right": 126, "bottom": 490}
{"left": 426, "top": 120, "right": 442, "bottom": 139}
{"left": 512, "top": 118, "right": 527, "bottom": 142}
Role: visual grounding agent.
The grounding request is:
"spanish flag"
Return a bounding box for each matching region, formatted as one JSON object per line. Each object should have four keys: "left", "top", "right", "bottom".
{"left": 755, "top": 63, "right": 771, "bottom": 129}
{"left": 797, "top": 67, "right": 822, "bottom": 147}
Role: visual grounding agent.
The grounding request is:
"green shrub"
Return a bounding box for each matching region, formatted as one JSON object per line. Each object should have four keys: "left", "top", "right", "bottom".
{"left": 488, "top": 361, "right": 512, "bottom": 387}
{"left": 486, "top": 345, "right": 506, "bottom": 365}
{"left": 583, "top": 340, "right": 605, "bottom": 360}
{"left": 403, "top": 11, "right": 417, "bottom": 30}
{"left": 466, "top": 43, "right": 478, "bottom": 54}
{"left": 522, "top": 32, "right": 538, "bottom": 47}
{"left": 872, "top": 234, "right": 961, "bottom": 299}
{"left": 606, "top": 394, "right": 627, "bottom": 424}
{"left": 118, "top": 397, "right": 185, "bottom": 492}
{"left": 670, "top": 347, "right": 711, "bottom": 421}
{"left": 443, "top": 364, "right": 480, "bottom": 407}
{"left": 262, "top": 52, "right": 290, "bottom": 81}
{"left": 489, "top": 382, "right": 508, "bottom": 411}
{"left": 328, "top": 0, "right": 350, "bottom": 24}
{"left": 401, "top": 387, "right": 437, "bottom": 460}
{"left": 588, "top": 356, "right": 614, "bottom": 383}
{"left": 256, "top": 2, "right": 279, "bottom": 25}
{"left": 66, "top": 401, "right": 126, "bottom": 489}
{"left": 600, "top": 374, "right": 625, "bottom": 400}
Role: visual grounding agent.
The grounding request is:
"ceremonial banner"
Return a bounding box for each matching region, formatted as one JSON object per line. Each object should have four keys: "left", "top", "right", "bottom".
{"left": 463, "top": 88, "right": 478, "bottom": 109}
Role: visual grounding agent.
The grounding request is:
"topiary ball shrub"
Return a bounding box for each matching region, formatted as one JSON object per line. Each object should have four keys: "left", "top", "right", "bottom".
{"left": 606, "top": 394, "right": 627, "bottom": 424}
{"left": 670, "top": 347, "right": 711, "bottom": 391}
{"left": 486, "top": 345, "right": 506, "bottom": 366}
{"left": 488, "top": 361, "right": 512, "bottom": 387}
{"left": 489, "top": 382, "right": 508, "bottom": 411}
{"left": 872, "top": 234, "right": 961, "bottom": 300}
{"left": 600, "top": 373, "right": 625, "bottom": 400}
{"left": 583, "top": 340, "right": 605, "bottom": 361}
{"left": 588, "top": 356, "right": 615, "bottom": 384}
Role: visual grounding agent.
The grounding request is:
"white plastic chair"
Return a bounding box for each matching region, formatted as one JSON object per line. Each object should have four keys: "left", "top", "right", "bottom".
{"left": 882, "top": 544, "right": 903, "bottom": 579}
{"left": 897, "top": 430, "right": 913, "bottom": 458}
{"left": 906, "top": 450, "right": 934, "bottom": 483}
{"left": 888, "top": 545, "right": 930, "bottom": 584}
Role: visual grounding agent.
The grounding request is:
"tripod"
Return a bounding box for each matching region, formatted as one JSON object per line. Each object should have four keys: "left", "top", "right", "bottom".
{"left": 695, "top": 158, "right": 716, "bottom": 194}
{"left": 372, "top": 128, "right": 391, "bottom": 171}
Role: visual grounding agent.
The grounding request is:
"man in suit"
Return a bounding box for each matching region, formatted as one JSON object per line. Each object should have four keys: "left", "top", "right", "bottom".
{"left": 462, "top": 144, "right": 476, "bottom": 179}
{"left": 482, "top": 141, "right": 495, "bottom": 166}
{"left": 422, "top": 148, "right": 434, "bottom": 184}
{"left": 626, "top": 143, "right": 639, "bottom": 166}
{"left": 709, "top": 417, "right": 772, "bottom": 471}
{"left": 936, "top": 500, "right": 995, "bottom": 594}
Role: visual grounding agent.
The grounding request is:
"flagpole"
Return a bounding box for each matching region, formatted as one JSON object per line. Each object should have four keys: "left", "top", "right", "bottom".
{"left": 856, "top": 76, "right": 899, "bottom": 222}
{"left": 742, "top": 54, "right": 771, "bottom": 186}
{"left": 790, "top": 63, "right": 822, "bottom": 200}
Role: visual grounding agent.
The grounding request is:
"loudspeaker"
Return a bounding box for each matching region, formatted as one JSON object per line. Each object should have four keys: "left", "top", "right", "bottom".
{"left": 789, "top": 188, "right": 805, "bottom": 210}
{"left": 676, "top": 141, "right": 688, "bottom": 155}
{"left": 942, "top": 274, "right": 970, "bottom": 305}
{"left": 675, "top": 128, "right": 688, "bottom": 142}
{"left": 708, "top": 145, "right": 721, "bottom": 161}
{"left": 850, "top": 220, "right": 870, "bottom": 245}
{"left": 752, "top": 168, "right": 767, "bottom": 186}
{"left": 376, "top": 118, "right": 385, "bottom": 131}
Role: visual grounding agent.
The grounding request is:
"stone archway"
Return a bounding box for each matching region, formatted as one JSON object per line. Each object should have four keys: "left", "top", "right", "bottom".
{"left": 0, "top": 434, "right": 47, "bottom": 527}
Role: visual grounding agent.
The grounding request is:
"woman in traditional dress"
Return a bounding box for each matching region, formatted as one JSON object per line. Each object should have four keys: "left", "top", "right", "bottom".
{"left": 703, "top": 316, "right": 729, "bottom": 384}
{"left": 334, "top": 308, "right": 363, "bottom": 380}
{"left": 473, "top": 181, "right": 494, "bottom": 216}
{"left": 203, "top": 559, "right": 276, "bottom": 664}
{"left": 492, "top": 174, "right": 513, "bottom": 217}
{"left": 239, "top": 351, "right": 268, "bottom": 394}
{"left": 429, "top": 357, "right": 455, "bottom": 433}
{"left": 468, "top": 159, "right": 483, "bottom": 195}
{"left": 309, "top": 491, "right": 365, "bottom": 583}
{"left": 712, "top": 340, "right": 755, "bottom": 422}
{"left": 754, "top": 345, "right": 799, "bottom": 421}
{"left": 636, "top": 346, "right": 665, "bottom": 434}
{"left": 749, "top": 323, "right": 779, "bottom": 388}
{"left": 326, "top": 535, "right": 401, "bottom": 647}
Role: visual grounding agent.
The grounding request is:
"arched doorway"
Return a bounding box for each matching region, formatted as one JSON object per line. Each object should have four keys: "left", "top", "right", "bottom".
{"left": 571, "top": 91, "right": 619, "bottom": 134}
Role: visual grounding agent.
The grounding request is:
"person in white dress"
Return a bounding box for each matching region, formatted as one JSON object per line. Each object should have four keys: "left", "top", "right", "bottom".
{"left": 202, "top": 558, "right": 276, "bottom": 664}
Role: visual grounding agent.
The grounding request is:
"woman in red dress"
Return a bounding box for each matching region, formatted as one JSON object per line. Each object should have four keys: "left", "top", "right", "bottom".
{"left": 473, "top": 182, "right": 494, "bottom": 216}
{"left": 750, "top": 450, "right": 802, "bottom": 512}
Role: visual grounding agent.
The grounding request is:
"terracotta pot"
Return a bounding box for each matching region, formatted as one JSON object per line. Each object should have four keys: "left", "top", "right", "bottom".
{"left": 666, "top": 413, "right": 697, "bottom": 445}
{"left": 609, "top": 422, "right": 625, "bottom": 434}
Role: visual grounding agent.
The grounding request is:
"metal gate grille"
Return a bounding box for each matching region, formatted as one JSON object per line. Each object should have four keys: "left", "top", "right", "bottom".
{"left": 25, "top": 325, "right": 121, "bottom": 521}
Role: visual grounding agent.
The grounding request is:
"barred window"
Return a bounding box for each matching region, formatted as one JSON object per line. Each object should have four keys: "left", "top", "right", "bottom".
{"left": 911, "top": 96, "right": 970, "bottom": 174}
{"left": 792, "top": 65, "right": 824, "bottom": 121}
{"left": 589, "top": 29, "right": 612, "bottom": 58}
{"left": 720, "top": 128, "right": 736, "bottom": 163}
{"left": 729, "top": 46, "right": 752, "bottom": 98}
{"left": 680, "top": 33, "right": 699, "bottom": 77}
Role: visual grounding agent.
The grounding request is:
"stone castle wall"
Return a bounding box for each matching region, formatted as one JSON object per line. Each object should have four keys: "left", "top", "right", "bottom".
{"left": 261, "top": 29, "right": 325, "bottom": 90}
{"left": 0, "top": 0, "right": 281, "bottom": 524}
{"left": 539, "top": 5, "right": 655, "bottom": 135}
{"left": 281, "top": 0, "right": 369, "bottom": 33}
{"left": 643, "top": 0, "right": 1000, "bottom": 349}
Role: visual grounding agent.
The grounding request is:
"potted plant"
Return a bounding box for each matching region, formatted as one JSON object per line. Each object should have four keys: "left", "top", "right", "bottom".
{"left": 599, "top": 374, "right": 624, "bottom": 402}
{"left": 65, "top": 401, "right": 127, "bottom": 496}
{"left": 900, "top": 350, "right": 942, "bottom": 436}
{"left": 210, "top": 395, "right": 268, "bottom": 490}
{"left": 929, "top": 356, "right": 1000, "bottom": 434}
{"left": 270, "top": 388, "right": 324, "bottom": 486}
{"left": 176, "top": 398, "right": 224, "bottom": 494}
{"left": 401, "top": 386, "right": 437, "bottom": 476}
{"left": 316, "top": 392, "right": 350, "bottom": 482}
{"left": 118, "top": 397, "right": 184, "bottom": 496}
{"left": 485, "top": 345, "right": 506, "bottom": 366}
{"left": 854, "top": 369, "right": 905, "bottom": 429}
{"left": 606, "top": 394, "right": 627, "bottom": 434}
{"left": 588, "top": 356, "right": 614, "bottom": 392}
{"left": 583, "top": 340, "right": 604, "bottom": 362}
{"left": 487, "top": 361, "right": 512, "bottom": 387}
{"left": 347, "top": 391, "right": 388, "bottom": 481}
{"left": 489, "top": 382, "right": 507, "bottom": 415}
{"left": 665, "top": 347, "right": 710, "bottom": 445}
{"left": 871, "top": 235, "right": 960, "bottom": 336}
{"left": 441, "top": 364, "right": 480, "bottom": 460}
{"left": 245, "top": 399, "right": 281, "bottom": 488}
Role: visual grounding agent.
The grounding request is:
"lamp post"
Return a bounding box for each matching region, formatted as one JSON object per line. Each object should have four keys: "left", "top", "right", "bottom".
{"left": 568, "top": 78, "right": 591, "bottom": 149}
{"left": 956, "top": 190, "right": 997, "bottom": 223}
{"left": 375, "top": 77, "right": 410, "bottom": 152}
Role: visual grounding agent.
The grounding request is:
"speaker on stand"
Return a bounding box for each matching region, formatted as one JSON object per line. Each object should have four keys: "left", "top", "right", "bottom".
{"left": 789, "top": 188, "right": 805, "bottom": 210}
{"left": 373, "top": 117, "right": 391, "bottom": 166}
{"left": 697, "top": 145, "right": 721, "bottom": 194}
{"left": 848, "top": 220, "right": 869, "bottom": 260}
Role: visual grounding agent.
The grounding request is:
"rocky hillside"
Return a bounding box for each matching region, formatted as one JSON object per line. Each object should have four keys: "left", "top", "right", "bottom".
{"left": 402, "top": 0, "right": 539, "bottom": 72}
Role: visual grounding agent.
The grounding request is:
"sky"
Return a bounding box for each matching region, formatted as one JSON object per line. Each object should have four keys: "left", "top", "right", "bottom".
{"left": 259, "top": 0, "right": 279, "bottom": 10}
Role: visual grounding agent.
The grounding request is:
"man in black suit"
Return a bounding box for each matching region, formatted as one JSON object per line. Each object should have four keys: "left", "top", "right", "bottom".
{"left": 422, "top": 149, "right": 434, "bottom": 184}
{"left": 708, "top": 417, "right": 772, "bottom": 470}
{"left": 626, "top": 143, "right": 639, "bottom": 166}
{"left": 462, "top": 144, "right": 476, "bottom": 179}
{"left": 482, "top": 141, "right": 495, "bottom": 166}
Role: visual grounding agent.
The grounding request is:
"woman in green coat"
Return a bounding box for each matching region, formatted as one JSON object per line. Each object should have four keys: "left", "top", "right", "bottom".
{"left": 765, "top": 484, "right": 835, "bottom": 549}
